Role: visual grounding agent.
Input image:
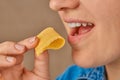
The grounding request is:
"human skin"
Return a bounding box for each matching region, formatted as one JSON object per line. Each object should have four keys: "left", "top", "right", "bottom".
{"left": 1, "top": 0, "right": 120, "bottom": 80}
{"left": 49, "top": 0, "right": 120, "bottom": 80}
{"left": 0, "top": 37, "right": 50, "bottom": 80}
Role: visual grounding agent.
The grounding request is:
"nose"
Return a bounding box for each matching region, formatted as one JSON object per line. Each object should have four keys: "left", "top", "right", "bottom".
{"left": 49, "top": 0, "right": 80, "bottom": 11}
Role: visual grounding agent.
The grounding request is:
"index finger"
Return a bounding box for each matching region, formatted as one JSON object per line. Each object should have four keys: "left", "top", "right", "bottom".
{"left": 18, "top": 36, "right": 39, "bottom": 50}
{"left": 0, "top": 36, "right": 39, "bottom": 55}
{"left": 0, "top": 41, "right": 26, "bottom": 55}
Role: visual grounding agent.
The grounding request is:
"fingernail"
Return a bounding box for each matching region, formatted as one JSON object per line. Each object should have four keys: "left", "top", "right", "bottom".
{"left": 15, "top": 44, "right": 25, "bottom": 51}
{"left": 6, "top": 56, "right": 15, "bottom": 62}
{"left": 29, "top": 36, "right": 36, "bottom": 43}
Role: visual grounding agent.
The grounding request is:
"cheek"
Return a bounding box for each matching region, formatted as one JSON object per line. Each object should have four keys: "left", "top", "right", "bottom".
{"left": 61, "top": 20, "right": 71, "bottom": 34}
{"left": 84, "top": 0, "right": 120, "bottom": 22}
{"left": 58, "top": 12, "right": 71, "bottom": 34}
{"left": 91, "top": 23, "right": 120, "bottom": 66}
{"left": 64, "top": 23, "right": 70, "bottom": 34}
{"left": 86, "top": 0, "right": 120, "bottom": 59}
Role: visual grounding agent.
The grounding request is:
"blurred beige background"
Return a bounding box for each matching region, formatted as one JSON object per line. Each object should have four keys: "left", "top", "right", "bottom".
{"left": 0, "top": 0, "right": 73, "bottom": 79}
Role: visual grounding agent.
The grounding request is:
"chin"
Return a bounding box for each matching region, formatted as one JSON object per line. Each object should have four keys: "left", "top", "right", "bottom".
{"left": 72, "top": 50, "right": 101, "bottom": 68}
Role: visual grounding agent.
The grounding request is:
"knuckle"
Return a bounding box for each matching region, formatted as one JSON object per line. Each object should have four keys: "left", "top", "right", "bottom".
{"left": 0, "top": 41, "right": 16, "bottom": 53}
{"left": 3, "top": 41, "right": 15, "bottom": 45}
{"left": 0, "top": 41, "right": 26, "bottom": 55}
{"left": 2, "top": 41, "right": 15, "bottom": 48}
{"left": 0, "top": 41, "right": 13, "bottom": 47}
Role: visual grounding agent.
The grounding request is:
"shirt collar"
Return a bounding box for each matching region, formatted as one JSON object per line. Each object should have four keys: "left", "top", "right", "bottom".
{"left": 77, "top": 66, "right": 106, "bottom": 80}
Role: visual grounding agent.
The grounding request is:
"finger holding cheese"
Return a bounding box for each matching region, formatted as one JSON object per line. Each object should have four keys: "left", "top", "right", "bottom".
{"left": 35, "top": 27, "right": 65, "bottom": 56}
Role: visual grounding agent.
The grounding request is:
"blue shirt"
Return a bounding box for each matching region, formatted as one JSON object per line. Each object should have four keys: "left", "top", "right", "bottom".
{"left": 56, "top": 65, "right": 106, "bottom": 80}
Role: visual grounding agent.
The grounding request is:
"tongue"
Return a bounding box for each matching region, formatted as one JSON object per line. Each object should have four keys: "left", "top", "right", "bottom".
{"left": 78, "top": 26, "right": 93, "bottom": 35}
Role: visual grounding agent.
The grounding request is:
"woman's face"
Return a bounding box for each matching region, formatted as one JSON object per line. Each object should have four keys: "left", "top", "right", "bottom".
{"left": 49, "top": 0, "right": 120, "bottom": 67}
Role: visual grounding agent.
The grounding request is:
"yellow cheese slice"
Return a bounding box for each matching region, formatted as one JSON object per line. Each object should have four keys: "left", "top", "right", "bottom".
{"left": 35, "top": 27, "right": 65, "bottom": 56}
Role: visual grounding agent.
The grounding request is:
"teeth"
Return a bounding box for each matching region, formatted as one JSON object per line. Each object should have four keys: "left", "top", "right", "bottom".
{"left": 68, "top": 22, "right": 94, "bottom": 28}
{"left": 82, "top": 23, "right": 87, "bottom": 27}
{"left": 88, "top": 23, "right": 93, "bottom": 26}
{"left": 68, "top": 23, "right": 76, "bottom": 28}
{"left": 76, "top": 23, "right": 82, "bottom": 27}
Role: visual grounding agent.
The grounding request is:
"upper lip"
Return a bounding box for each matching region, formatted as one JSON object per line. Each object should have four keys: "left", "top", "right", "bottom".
{"left": 63, "top": 17, "right": 94, "bottom": 24}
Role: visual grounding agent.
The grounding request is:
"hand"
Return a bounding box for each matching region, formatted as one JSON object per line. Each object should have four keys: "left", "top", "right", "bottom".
{"left": 0, "top": 36, "right": 50, "bottom": 80}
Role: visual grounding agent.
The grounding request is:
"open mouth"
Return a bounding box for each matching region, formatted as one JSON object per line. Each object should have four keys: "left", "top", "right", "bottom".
{"left": 68, "top": 22, "right": 94, "bottom": 36}
{"left": 65, "top": 21, "right": 95, "bottom": 44}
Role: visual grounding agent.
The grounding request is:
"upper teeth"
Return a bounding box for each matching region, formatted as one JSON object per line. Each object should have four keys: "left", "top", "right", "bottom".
{"left": 68, "top": 22, "right": 93, "bottom": 28}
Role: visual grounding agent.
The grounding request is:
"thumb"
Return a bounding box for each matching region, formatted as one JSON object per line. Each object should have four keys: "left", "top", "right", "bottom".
{"left": 33, "top": 51, "right": 50, "bottom": 80}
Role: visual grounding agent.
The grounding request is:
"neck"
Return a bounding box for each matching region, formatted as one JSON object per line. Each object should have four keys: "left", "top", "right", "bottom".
{"left": 105, "top": 59, "right": 120, "bottom": 80}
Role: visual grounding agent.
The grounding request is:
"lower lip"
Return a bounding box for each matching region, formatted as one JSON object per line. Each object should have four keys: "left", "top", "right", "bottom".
{"left": 68, "top": 26, "right": 94, "bottom": 44}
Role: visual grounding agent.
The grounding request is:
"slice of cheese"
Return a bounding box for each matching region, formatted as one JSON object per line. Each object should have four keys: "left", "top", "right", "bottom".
{"left": 35, "top": 27, "right": 65, "bottom": 56}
